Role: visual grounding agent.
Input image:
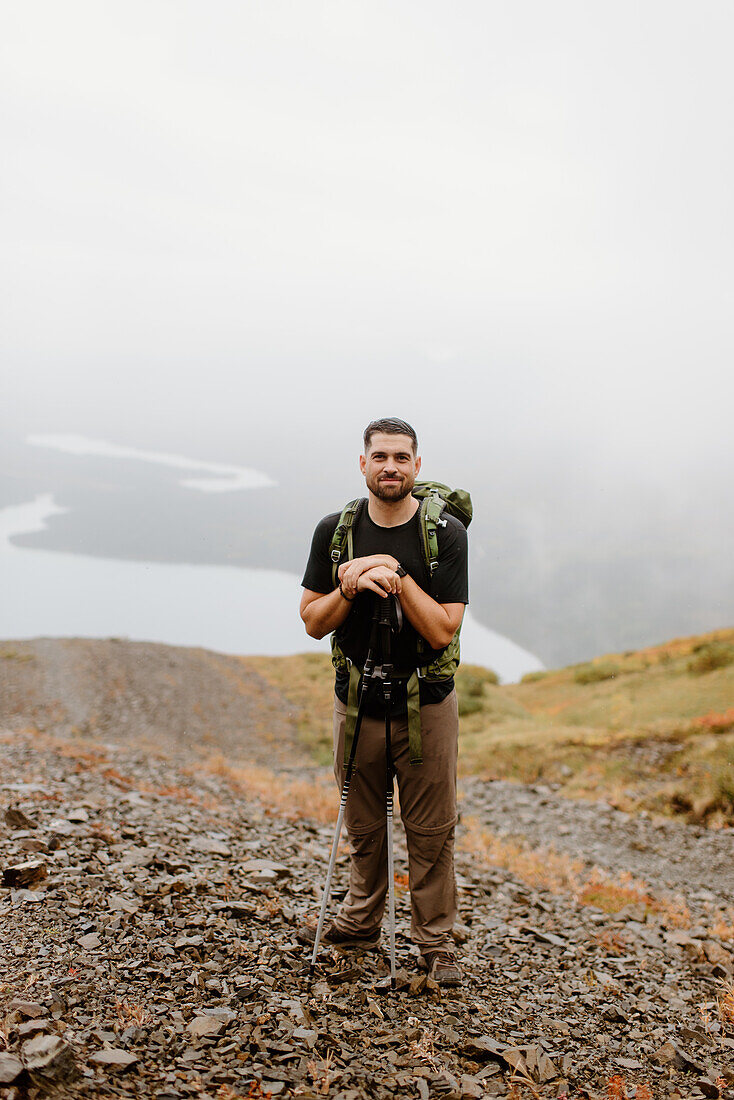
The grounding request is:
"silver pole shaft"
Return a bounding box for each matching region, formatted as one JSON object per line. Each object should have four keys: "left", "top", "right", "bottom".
{"left": 309, "top": 782, "right": 349, "bottom": 972}
{"left": 385, "top": 784, "right": 397, "bottom": 989}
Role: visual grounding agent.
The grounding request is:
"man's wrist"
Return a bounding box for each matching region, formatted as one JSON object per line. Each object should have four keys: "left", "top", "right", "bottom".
{"left": 338, "top": 581, "right": 356, "bottom": 602}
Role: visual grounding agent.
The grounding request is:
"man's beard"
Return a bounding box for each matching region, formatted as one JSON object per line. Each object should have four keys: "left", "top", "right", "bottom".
{"left": 367, "top": 473, "right": 414, "bottom": 502}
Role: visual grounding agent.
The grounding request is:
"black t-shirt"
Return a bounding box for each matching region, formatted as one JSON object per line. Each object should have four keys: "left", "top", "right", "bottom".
{"left": 301, "top": 502, "right": 469, "bottom": 715}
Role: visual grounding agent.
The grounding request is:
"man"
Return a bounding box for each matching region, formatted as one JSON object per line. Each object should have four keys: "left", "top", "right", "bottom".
{"left": 298, "top": 417, "right": 468, "bottom": 986}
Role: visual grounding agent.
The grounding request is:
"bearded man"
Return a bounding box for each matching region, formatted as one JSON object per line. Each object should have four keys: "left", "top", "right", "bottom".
{"left": 298, "top": 417, "right": 468, "bottom": 986}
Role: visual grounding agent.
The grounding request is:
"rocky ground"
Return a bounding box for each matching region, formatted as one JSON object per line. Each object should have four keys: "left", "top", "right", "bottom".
{"left": 1, "top": 640, "right": 733, "bottom": 1099}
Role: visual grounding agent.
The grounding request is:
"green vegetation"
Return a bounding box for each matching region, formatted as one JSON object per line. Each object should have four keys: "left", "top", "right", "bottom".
{"left": 247, "top": 652, "right": 334, "bottom": 765}
{"left": 687, "top": 641, "right": 734, "bottom": 675}
{"left": 574, "top": 660, "right": 620, "bottom": 685}
{"left": 0, "top": 649, "right": 34, "bottom": 662}
{"left": 456, "top": 664, "right": 499, "bottom": 716}
{"left": 245, "top": 627, "right": 734, "bottom": 827}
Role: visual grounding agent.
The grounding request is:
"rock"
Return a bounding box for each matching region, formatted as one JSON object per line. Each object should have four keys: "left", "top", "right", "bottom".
{"left": 174, "top": 934, "right": 204, "bottom": 950}
{"left": 602, "top": 1003, "right": 631, "bottom": 1023}
{"left": 652, "top": 1041, "right": 703, "bottom": 1073}
{"left": 241, "top": 858, "right": 290, "bottom": 878}
{"left": 703, "top": 940, "right": 733, "bottom": 968}
{"left": 10, "top": 887, "right": 45, "bottom": 903}
{"left": 18, "top": 837, "right": 49, "bottom": 853}
{"left": 4, "top": 805, "right": 38, "bottom": 829}
{"left": 119, "top": 846, "right": 154, "bottom": 868}
{"left": 8, "top": 999, "right": 45, "bottom": 1018}
{"left": 460, "top": 1074, "right": 484, "bottom": 1098}
{"left": 0, "top": 1053, "right": 24, "bottom": 1085}
{"left": 326, "top": 966, "right": 362, "bottom": 986}
{"left": 108, "top": 893, "right": 140, "bottom": 914}
{"left": 214, "top": 900, "right": 256, "bottom": 918}
{"left": 18, "top": 1018, "right": 52, "bottom": 1037}
{"left": 201, "top": 1007, "right": 236, "bottom": 1022}
{"left": 524, "top": 1044, "right": 559, "bottom": 1083}
{"left": 461, "top": 1035, "right": 506, "bottom": 1062}
{"left": 67, "top": 806, "right": 89, "bottom": 822}
{"left": 21, "top": 1034, "right": 76, "bottom": 1081}
{"left": 90, "top": 1049, "right": 139, "bottom": 1070}
{"left": 452, "top": 922, "right": 471, "bottom": 943}
{"left": 292, "top": 1027, "right": 318, "bottom": 1048}
{"left": 502, "top": 1047, "right": 529, "bottom": 1077}
{"left": 2, "top": 859, "right": 47, "bottom": 888}
{"left": 189, "top": 837, "right": 231, "bottom": 856}
{"left": 695, "top": 1079, "right": 725, "bottom": 1099}
{"left": 77, "top": 932, "right": 102, "bottom": 950}
{"left": 523, "top": 924, "right": 567, "bottom": 948}
{"left": 432, "top": 1070, "right": 460, "bottom": 1094}
{"left": 47, "top": 818, "right": 78, "bottom": 836}
{"left": 186, "top": 1016, "right": 224, "bottom": 1038}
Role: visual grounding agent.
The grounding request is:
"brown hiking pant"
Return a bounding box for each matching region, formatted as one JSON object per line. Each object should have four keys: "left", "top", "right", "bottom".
{"left": 332, "top": 689, "right": 458, "bottom": 952}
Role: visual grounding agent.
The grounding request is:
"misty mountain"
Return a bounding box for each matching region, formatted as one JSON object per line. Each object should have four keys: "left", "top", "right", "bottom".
{"left": 2, "top": 434, "right": 731, "bottom": 667}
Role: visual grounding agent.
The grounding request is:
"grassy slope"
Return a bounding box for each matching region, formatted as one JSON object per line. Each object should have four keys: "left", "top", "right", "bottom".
{"left": 244, "top": 626, "right": 734, "bottom": 826}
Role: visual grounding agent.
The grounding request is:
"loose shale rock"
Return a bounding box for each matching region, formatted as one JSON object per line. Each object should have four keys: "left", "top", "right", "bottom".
{"left": 0, "top": 662, "right": 733, "bottom": 1098}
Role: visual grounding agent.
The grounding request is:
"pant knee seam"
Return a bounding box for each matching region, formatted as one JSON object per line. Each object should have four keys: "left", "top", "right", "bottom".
{"left": 402, "top": 814, "right": 457, "bottom": 837}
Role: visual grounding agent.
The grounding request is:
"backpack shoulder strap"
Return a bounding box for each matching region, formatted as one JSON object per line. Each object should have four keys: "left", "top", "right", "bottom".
{"left": 329, "top": 498, "right": 365, "bottom": 587}
{"left": 418, "top": 491, "right": 447, "bottom": 578}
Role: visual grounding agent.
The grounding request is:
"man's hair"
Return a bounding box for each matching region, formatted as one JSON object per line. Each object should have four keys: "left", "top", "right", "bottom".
{"left": 363, "top": 417, "right": 418, "bottom": 455}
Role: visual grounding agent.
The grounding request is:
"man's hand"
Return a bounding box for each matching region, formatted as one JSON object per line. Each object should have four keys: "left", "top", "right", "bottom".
{"left": 356, "top": 565, "right": 403, "bottom": 598}
{"left": 338, "top": 554, "right": 399, "bottom": 598}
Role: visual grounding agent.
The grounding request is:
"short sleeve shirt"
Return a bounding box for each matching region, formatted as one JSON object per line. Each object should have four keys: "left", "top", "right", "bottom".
{"left": 302, "top": 502, "right": 469, "bottom": 714}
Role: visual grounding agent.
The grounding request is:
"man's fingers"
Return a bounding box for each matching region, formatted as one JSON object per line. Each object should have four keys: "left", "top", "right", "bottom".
{"left": 372, "top": 567, "right": 399, "bottom": 594}
{"left": 361, "top": 578, "right": 387, "bottom": 597}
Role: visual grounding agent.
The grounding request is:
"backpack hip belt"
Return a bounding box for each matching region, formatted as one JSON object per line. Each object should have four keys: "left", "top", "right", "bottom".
{"left": 335, "top": 639, "right": 460, "bottom": 768}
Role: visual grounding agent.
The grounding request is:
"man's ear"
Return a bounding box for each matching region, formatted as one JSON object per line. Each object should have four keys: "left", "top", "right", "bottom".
{"left": 415, "top": 455, "right": 422, "bottom": 475}
{"left": 359, "top": 454, "right": 366, "bottom": 474}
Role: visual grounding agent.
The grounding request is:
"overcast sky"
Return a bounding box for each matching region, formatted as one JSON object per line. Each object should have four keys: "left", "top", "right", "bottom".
{"left": 2, "top": 0, "right": 733, "bottom": 491}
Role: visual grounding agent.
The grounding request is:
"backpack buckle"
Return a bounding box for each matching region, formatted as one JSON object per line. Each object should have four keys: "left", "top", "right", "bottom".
{"left": 331, "top": 549, "right": 341, "bottom": 562}
{"left": 429, "top": 560, "right": 439, "bottom": 574}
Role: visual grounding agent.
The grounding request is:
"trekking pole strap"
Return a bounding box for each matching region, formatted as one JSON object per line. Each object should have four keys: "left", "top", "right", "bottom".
{"left": 343, "top": 662, "right": 363, "bottom": 767}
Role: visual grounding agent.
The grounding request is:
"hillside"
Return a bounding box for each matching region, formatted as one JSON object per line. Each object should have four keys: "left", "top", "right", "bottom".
{"left": 0, "top": 638, "right": 306, "bottom": 770}
{"left": 1, "top": 633, "right": 733, "bottom": 1097}
{"left": 250, "top": 628, "right": 734, "bottom": 828}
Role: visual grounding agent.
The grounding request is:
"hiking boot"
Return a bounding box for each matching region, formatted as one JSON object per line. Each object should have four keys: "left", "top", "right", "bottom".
{"left": 423, "top": 949, "right": 462, "bottom": 987}
{"left": 296, "top": 919, "right": 381, "bottom": 950}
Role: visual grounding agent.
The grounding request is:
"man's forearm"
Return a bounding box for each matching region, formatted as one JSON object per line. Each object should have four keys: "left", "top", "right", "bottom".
{"left": 397, "top": 575, "right": 463, "bottom": 650}
{"left": 300, "top": 587, "right": 353, "bottom": 639}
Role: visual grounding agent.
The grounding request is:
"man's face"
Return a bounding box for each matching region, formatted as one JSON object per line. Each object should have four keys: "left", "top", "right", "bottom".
{"left": 359, "top": 432, "right": 421, "bottom": 502}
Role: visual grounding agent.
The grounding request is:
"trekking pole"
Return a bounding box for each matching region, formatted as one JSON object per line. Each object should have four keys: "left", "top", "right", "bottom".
{"left": 309, "top": 611, "right": 381, "bottom": 976}
{"left": 378, "top": 596, "right": 399, "bottom": 991}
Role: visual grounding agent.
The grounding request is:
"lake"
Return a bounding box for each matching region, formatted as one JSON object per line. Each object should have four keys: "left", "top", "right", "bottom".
{"left": 1, "top": 488, "right": 544, "bottom": 682}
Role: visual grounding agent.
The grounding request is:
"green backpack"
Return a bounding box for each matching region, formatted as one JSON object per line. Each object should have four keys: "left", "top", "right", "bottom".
{"left": 328, "top": 481, "right": 472, "bottom": 766}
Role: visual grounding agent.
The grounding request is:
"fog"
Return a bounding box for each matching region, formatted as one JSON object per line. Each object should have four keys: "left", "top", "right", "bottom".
{"left": 2, "top": 1, "right": 733, "bottom": 665}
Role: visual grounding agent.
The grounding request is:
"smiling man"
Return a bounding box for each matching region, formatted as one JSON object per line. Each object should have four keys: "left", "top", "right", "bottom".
{"left": 298, "top": 417, "right": 469, "bottom": 986}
